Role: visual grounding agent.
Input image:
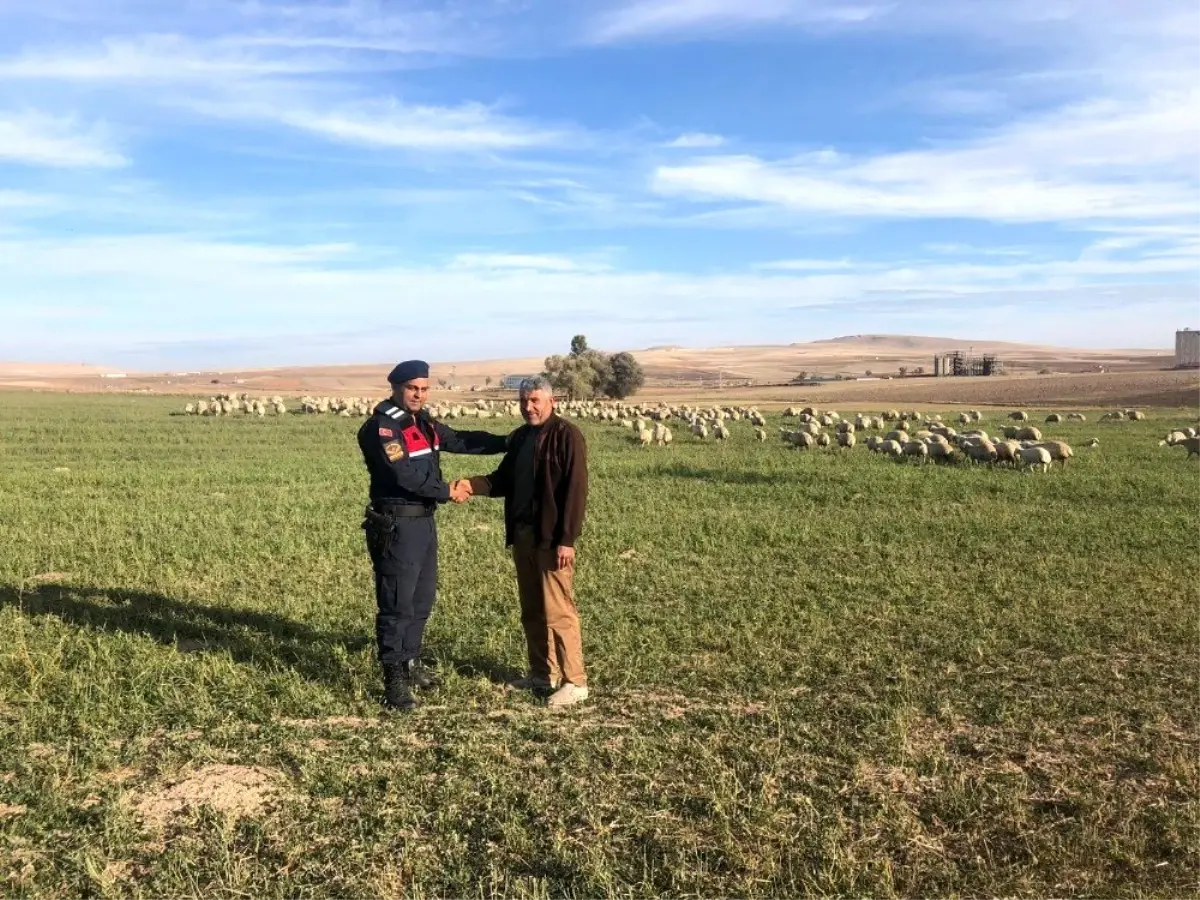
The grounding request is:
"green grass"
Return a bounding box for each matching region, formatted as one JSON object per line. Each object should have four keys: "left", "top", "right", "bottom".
{"left": 1, "top": 392, "right": 1197, "bottom": 898}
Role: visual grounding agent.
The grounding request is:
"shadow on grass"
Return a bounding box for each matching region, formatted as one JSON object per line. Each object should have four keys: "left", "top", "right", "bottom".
{"left": 0, "top": 582, "right": 369, "bottom": 692}
{"left": 0, "top": 582, "right": 519, "bottom": 695}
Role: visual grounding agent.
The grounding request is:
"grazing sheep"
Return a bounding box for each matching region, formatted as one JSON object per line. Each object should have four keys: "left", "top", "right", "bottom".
{"left": 885, "top": 430, "right": 910, "bottom": 444}
{"left": 184, "top": 403, "right": 195, "bottom": 415}
{"left": 1163, "top": 431, "right": 1188, "bottom": 446}
{"left": 692, "top": 422, "right": 708, "bottom": 440}
{"left": 1033, "top": 440, "right": 1074, "bottom": 467}
{"left": 1085, "top": 438, "right": 1100, "bottom": 448}
{"left": 957, "top": 412, "right": 972, "bottom": 426}
{"left": 963, "top": 439, "right": 998, "bottom": 464}
{"left": 1019, "top": 445, "right": 1052, "bottom": 473}
{"left": 1177, "top": 437, "right": 1200, "bottom": 459}
{"left": 714, "top": 423, "right": 730, "bottom": 441}
{"left": 837, "top": 421, "right": 855, "bottom": 434}
{"left": 928, "top": 441, "right": 956, "bottom": 463}
{"left": 1009, "top": 411, "right": 1029, "bottom": 421}
{"left": 816, "top": 432, "right": 831, "bottom": 447}
{"left": 995, "top": 440, "right": 1022, "bottom": 465}
{"left": 637, "top": 427, "right": 653, "bottom": 447}
{"left": 754, "top": 427, "right": 767, "bottom": 442}
{"left": 903, "top": 440, "right": 929, "bottom": 462}
{"left": 1125, "top": 409, "right": 1146, "bottom": 421}
{"left": 792, "top": 431, "right": 815, "bottom": 450}
{"left": 1067, "top": 413, "right": 1087, "bottom": 421}
{"left": 878, "top": 439, "right": 903, "bottom": 458}
{"left": 836, "top": 431, "right": 856, "bottom": 449}
{"left": 1045, "top": 413, "right": 1062, "bottom": 423}
{"left": 1016, "top": 426, "right": 1042, "bottom": 442}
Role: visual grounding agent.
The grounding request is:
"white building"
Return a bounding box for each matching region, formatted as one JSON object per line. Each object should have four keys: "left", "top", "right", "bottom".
{"left": 1176, "top": 329, "right": 1200, "bottom": 369}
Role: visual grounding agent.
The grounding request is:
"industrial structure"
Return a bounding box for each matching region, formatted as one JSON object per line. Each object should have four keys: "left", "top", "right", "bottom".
{"left": 1175, "top": 329, "right": 1200, "bottom": 369}
{"left": 932, "top": 350, "right": 1001, "bottom": 377}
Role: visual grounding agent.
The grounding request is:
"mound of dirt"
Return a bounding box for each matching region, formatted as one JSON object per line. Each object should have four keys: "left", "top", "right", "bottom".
{"left": 131, "top": 764, "right": 284, "bottom": 830}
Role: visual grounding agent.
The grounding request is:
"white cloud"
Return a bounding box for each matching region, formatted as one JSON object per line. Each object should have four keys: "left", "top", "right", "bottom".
{"left": 450, "top": 253, "right": 609, "bottom": 272}
{"left": 666, "top": 132, "right": 726, "bottom": 148}
{"left": 589, "top": 0, "right": 880, "bottom": 43}
{"left": 272, "top": 100, "right": 568, "bottom": 151}
{"left": 0, "top": 111, "right": 126, "bottom": 167}
{"left": 653, "top": 83, "right": 1200, "bottom": 224}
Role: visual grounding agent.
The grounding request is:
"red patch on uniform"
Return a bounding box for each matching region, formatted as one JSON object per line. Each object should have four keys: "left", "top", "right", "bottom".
{"left": 378, "top": 427, "right": 394, "bottom": 437}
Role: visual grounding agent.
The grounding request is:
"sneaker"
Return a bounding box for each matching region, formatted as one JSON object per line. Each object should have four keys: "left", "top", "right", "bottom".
{"left": 547, "top": 683, "right": 589, "bottom": 707}
{"left": 509, "top": 674, "right": 558, "bottom": 693}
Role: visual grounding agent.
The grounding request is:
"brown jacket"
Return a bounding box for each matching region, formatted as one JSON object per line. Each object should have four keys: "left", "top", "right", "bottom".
{"left": 470, "top": 413, "right": 588, "bottom": 549}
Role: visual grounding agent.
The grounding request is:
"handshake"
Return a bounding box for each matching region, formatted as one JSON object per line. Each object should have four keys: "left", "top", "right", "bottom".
{"left": 449, "top": 478, "right": 473, "bottom": 504}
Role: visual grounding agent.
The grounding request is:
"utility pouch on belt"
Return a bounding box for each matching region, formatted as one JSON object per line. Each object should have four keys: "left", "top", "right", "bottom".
{"left": 362, "top": 506, "right": 395, "bottom": 559}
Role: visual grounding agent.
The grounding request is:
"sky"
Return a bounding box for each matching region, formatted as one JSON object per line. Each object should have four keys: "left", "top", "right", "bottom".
{"left": 0, "top": 0, "right": 1197, "bottom": 369}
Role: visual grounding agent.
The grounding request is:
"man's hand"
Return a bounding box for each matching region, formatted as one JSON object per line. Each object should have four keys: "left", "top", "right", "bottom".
{"left": 555, "top": 545, "right": 575, "bottom": 571}
{"left": 449, "top": 479, "right": 472, "bottom": 503}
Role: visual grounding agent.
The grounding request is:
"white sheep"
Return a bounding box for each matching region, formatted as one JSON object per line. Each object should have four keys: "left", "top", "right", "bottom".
{"left": 1009, "top": 411, "right": 1029, "bottom": 421}
{"left": 963, "top": 439, "right": 998, "bottom": 464}
{"left": 1067, "top": 413, "right": 1087, "bottom": 421}
{"left": 1033, "top": 440, "right": 1073, "bottom": 467}
{"left": 1019, "top": 445, "right": 1052, "bottom": 473}
{"left": 754, "top": 427, "right": 767, "bottom": 442}
{"left": 836, "top": 431, "right": 856, "bottom": 449}
{"left": 816, "top": 432, "right": 831, "bottom": 448}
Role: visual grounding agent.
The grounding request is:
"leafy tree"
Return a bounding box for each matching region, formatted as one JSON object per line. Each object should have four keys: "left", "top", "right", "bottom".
{"left": 898, "top": 366, "right": 908, "bottom": 377}
{"left": 605, "top": 351, "right": 645, "bottom": 399}
{"left": 484, "top": 375, "right": 492, "bottom": 387}
{"left": 543, "top": 340, "right": 644, "bottom": 400}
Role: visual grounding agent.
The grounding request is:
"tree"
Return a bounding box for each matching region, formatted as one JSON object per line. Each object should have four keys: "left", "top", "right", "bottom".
{"left": 437, "top": 378, "right": 448, "bottom": 388}
{"left": 484, "top": 375, "right": 493, "bottom": 387}
{"left": 543, "top": 339, "right": 644, "bottom": 400}
{"left": 898, "top": 366, "right": 908, "bottom": 377}
{"left": 914, "top": 366, "right": 925, "bottom": 376}
{"left": 605, "top": 351, "right": 645, "bottom": 399}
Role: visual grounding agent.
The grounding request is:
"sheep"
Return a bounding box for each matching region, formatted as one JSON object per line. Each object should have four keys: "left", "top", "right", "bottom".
{"left": 995, "top": 440, "right": 1022, "bottom": 465}
{"left": 691, "top": 421, "right": 708, "bottom": 440}
{"left": 1019, "top": 445, "right": 1052, "bottom": 473}
{"left": 928, "top": 441, "right": 956, "bottom": 463}
{"left": 1045, "top": 413, "right": 1062, "bottom": 423}
{"left": 963, "top": 439, "right": 998, "bottom": 464}
{"left": 903, "top": 440, "right": 929, "bottom": 462}
{"left": 885, "top": 430, "right": 909, "bottom": 444}
{"left": 876, "top": 439, "right": 903, "bottom": 458}
{"left": 1125, "top": 409, "right": 1146, "bottom": 421}
{"left": 1067, "top": 413, "right": 1087, "bottom": 421}
{"left": 754, "top": 427, "right": 767, "bottom": 442}
{"left": 1177, "top": 437, "right": 1200, "bottom": 459}
{"left": 636, "top": 427, "right": 653, "bottom": 447}
{"left": 1163, "top": 431, "right": 1188, "bottom": 446}
{"left": 1016, "top": 426, "right": 1042, "bottom": 442}
{"left": 957, "top": 412, "right": 972, "bottom": 426}
{"left": 816, "top": 432, "right": 831, "bottom": 447}
{"left": 654, "top": 424, "right": 673, "bottom": 446}
{"left": 836, "top": 421, "right": 855, "bottom": 434}
{"left": 184, "top": 403, "right": 195, "bottom": 415}
{"left": 1085, "top": 438, "right": 1100, "bottom": 448}
{"left": 836, "top": 431, "right": 856, "bottom": 449}
{"left": 791, "top": 431, "right": 815, "bottom": 450}
{"left": 714, "top": 423, "right": 730, "bottom": 441}
{"left": 1008, "top": 411, "right": 1029, "bottom": 421}
{"left": 1032, "top": 440, "right": 1073, "bottom": 468}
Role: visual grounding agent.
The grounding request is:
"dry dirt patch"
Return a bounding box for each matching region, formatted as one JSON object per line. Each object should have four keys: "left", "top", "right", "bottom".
{"left": 130, "top": 764, "right": 284, "bottom": 830}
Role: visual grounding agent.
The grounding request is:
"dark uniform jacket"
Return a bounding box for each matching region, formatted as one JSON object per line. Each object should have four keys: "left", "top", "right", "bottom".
{"left": 472, "top": 413, "right": 588, "bottom": 549}
{"left": 357, "top": 400, "right": 508, "bottom": 507}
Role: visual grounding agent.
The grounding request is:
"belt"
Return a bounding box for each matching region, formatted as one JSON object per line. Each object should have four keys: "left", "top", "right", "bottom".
{"left": 372, "top": 502, "right": 435, "bottom": 518}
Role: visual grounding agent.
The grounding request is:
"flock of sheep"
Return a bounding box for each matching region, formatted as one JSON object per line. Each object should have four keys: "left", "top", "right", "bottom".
{"left": 181, "top": 394, "right": 521, "bottom": 419}
{"left": 177, "top": 393, "right": 1198, "bottom": 467}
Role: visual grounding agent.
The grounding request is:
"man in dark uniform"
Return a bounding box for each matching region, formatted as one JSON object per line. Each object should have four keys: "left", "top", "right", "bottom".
{"left": 357, "top": 359, "right": 508, "bottom": 711}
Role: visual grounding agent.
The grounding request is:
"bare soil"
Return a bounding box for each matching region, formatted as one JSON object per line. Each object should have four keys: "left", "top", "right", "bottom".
{"left": 2, "top": 335, "right": 1194, "bottom": 409}
{"left": 129, "top": 764, "right": 284, "bottom": 831}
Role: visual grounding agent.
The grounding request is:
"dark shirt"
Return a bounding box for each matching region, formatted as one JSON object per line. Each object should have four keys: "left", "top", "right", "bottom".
{"left": 356, "top": 400, "right": 507, "bottom": 506}
{"left": 509, "top": 423, "right": 543, "bottom": 526}
{"left": 479, "top": 413, "right": 588, "bottom": 549}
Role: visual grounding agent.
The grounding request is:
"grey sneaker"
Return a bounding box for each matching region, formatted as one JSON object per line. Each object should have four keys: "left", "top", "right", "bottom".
{"left": 547, "top": 683, "right": 589, "bottom": 707}
{"left": 509, "top": 674, "right": 558, "bottom": 693}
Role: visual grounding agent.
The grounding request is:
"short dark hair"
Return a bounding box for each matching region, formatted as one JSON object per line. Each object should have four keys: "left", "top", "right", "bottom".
{"left": 519, "top": 376, "right": 554, "bottom": 396}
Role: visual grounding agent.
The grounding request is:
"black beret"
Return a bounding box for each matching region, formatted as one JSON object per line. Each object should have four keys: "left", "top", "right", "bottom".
{"left": 387, "top": 360, "right": 430, "bottom": 385}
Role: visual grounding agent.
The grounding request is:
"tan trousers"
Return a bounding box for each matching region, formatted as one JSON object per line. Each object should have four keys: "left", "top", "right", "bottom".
{"left": 511, "top": 526, "right": 587, "bottom": 687}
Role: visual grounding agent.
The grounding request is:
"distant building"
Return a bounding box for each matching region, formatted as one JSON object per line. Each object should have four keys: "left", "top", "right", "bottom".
{"left": 932, "top": 351, "right": 1000, "bottom": 377}
{"left": 1175, "top": 329, "right": 1200, "bottom": 368}
{"left": 500, "top": 374, "right": 537, "bottom": 389}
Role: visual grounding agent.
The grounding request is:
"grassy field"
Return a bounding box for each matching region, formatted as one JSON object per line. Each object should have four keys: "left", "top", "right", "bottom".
{"left": 0, "top": 392, "right": 1197, "bottom": 898}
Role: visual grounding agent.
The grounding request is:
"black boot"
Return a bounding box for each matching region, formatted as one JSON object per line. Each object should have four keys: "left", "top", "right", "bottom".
{"left": 381, "top": 663, "right": 416, "bottom": 712}
{"left": 405, "top": 658, "right": 439, "bottom": 690}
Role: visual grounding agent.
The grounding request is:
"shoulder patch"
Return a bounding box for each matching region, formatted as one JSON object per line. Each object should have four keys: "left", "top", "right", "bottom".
{"left": 383, "top": 441, "right": 404, "bottom": 462}
{"left": 378, "top": 427, "right": 394, "bottom": 438}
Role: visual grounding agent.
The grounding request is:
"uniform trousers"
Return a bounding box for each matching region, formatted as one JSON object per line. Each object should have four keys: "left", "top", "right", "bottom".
{"left": 511, "top": 524, "right": 587, "bottom": 687}
{"left": 370, "top": 516, "right": 438, "bottom": 666}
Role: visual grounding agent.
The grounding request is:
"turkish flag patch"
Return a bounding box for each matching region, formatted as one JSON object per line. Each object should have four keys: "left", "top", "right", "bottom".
{"left": 378, "top": 427, "right": 394, "bottom": 437}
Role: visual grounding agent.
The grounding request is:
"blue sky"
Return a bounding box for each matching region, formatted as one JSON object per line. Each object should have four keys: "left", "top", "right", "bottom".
{"left": 0, "top": 0, "right": 1197, "bottom": 369}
